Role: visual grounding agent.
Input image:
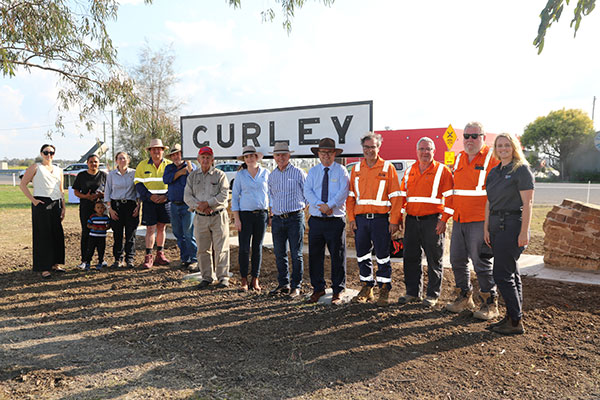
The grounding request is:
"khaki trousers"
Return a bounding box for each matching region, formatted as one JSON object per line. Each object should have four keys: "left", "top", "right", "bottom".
{"left": 193, "top": 211, "right": 230, "bottom": 283}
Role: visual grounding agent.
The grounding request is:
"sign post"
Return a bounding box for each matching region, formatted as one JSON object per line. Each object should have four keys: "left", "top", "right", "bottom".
{"left": 443, "top": 124, "right": 456, "bottom": 166}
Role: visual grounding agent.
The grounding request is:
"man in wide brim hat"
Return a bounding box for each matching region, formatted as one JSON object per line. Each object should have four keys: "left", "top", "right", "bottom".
{"left": 237, "top": 145, "right": 264, "bottom": 161}
{"left": 269, "top": 142, "right": 295, "bottom": 154}
{"left": 146, "top": 138, "right": 169, "bottom": 151}
{"left": 310, "top": 137, "right": 343, "bottom": 156}
{"left": 167, "top": 143, "right": 182, "bottom": 158}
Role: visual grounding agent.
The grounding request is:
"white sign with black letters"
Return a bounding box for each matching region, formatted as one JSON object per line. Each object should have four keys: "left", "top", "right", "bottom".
{"left": 180, "top": 101, "right": 373, "bottom": 159}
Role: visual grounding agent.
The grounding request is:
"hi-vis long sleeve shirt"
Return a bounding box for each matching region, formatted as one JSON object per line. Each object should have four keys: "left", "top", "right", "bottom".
{"left": 451, "top": 145, "right": 499, "bottom": 223}
{"left": 400, "top": 160, "right": 454, "bottom": 222}
{"left": 346, "top": 157, "right": 403, "bottom": 224}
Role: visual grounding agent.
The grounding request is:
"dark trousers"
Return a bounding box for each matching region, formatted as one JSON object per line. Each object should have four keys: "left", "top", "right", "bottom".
{"left": 403, "top": 214, "right": 444, "bottom": 298}
{"left": 489, "top": 214, "right": 524, "bottom": 321}
{"left": 308, "top": 216, "right": 346, "bottom": 294}
{"left": 110, "top": 200, "right": 139, "bottom": 263}
{"left": 32, "top": 197, "right": 65, "bottom": 271}
{"left": 86, "top": 236, "right": 106, "bottom": 264}
{"left": 271, "top": 212, "right": 305, "bottom": 289}
{"left": 238, "top": 210, "right": 268, "bottom": 278}
{"left": 355, "top": 215, "right": 391, "bottom": 288}
{"left": 79, "top": 207, "right": 93, "bottom": 263}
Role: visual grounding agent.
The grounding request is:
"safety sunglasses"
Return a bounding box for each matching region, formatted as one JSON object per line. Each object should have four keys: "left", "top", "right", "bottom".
{"left": 463, "top": 133, "right": 482, "bottom": 140}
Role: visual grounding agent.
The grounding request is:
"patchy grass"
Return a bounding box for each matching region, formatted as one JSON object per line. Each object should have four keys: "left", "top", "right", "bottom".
{"left": 531, "top": 205, "right": 552, "bottom": 235}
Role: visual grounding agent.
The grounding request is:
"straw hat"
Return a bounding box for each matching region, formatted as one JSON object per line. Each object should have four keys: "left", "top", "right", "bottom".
{"left": 146, "top": 138, "right": 168, "bottom": 151}
{"left": 269, "top": 142, "right": 294, "bottom": 154}
{"left": 237, "top": 145, "right": 264, "bottom": 161}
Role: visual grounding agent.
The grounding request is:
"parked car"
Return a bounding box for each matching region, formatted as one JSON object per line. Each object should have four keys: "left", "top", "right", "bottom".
{"left": 346, "top": 159, "right": 416, "bottom": 184}
{"left": 214, "top": 161, "right": 242, "bottom": 188}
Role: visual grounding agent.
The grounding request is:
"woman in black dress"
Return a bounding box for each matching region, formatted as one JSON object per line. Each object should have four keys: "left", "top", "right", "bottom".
{"left": 484, "top": 133, "right": 534, "bottom": 335}
{"left": 19, "top": 144, "right": 66, "bottom": 278}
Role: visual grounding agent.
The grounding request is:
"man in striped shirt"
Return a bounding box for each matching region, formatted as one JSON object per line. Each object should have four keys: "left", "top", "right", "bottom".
{"left": 134, "top": 138, "right": 172, "bottom": 269}
{"left": 267, "top": 142, "right": 307, "bottom": 298}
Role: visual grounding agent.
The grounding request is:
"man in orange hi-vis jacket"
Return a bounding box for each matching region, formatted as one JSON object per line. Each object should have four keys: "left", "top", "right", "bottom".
{"left": 445, "top": 122, "right": 500, "bottom": 320}
{"left": 347, "top": 132, "right": 403, "bottom": 307}
{"left": 398, "top": 137, "right": 454, "bottom": 308}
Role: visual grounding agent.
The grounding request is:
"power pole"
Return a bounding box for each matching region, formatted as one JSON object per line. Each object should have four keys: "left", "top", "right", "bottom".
{"left": 593, "top": 96, "right": 596, "bottom": 127}
{"left": 111, "top": 110, "right": 115, "bottom": 168}
{"left": 103, "top": 122, "right": 108, "bottom": 167}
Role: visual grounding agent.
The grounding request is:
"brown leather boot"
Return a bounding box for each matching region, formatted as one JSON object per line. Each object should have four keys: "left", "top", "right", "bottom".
{"left": 352, "top": 282, "right": 374, "bottom": 303}
{"left": 491, "top": 316, "right": 524, "bottom": 335}
{"left": 376, "top": 283, "right": 391, "bottom": 307}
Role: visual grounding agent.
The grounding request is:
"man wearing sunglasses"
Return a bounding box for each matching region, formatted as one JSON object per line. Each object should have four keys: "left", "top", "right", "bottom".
{"left": 445, "top": 122, "right": 500, "bottom": 320}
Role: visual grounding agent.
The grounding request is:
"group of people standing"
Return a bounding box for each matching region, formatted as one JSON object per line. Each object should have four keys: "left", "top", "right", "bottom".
{"left": 20, "top": 121, "right": 534, "bottom": 336}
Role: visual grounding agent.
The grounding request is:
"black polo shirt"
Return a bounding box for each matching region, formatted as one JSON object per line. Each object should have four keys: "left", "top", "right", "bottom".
{"left": 485, "top": 162, "right": 534, "bottom": 212}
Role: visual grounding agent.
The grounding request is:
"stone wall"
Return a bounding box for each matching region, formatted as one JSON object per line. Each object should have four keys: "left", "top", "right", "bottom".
{"left": 543, "top": 199, "right": 600, "bottom": 271}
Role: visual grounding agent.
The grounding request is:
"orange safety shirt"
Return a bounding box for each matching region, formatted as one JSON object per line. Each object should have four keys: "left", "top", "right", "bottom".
{"left": 347, "top": 157, "right": 403, "bottom": 224}
{"left": 450, "top": 145, "right": 499, "bottom": 223}
{"left": 400, "top": 160, "right": 454, "bottom": 222}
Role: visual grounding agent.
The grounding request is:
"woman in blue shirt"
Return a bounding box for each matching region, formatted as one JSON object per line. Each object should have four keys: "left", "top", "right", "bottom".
{"left": 231, "top": 146, "right": 270, "bottom": 292}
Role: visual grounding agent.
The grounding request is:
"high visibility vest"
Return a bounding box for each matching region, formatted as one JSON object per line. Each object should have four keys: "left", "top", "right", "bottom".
{"left": 347, "top": 157, "right": 403, "bottom": 224}
{"left": 400, "top": 160, "right": 454, "bottom": 221}
{"left": 450, "top": 146, "right": 499, "bottom": 223}
{"left": 134, "top": 158, "right": 171, "bottom": 195}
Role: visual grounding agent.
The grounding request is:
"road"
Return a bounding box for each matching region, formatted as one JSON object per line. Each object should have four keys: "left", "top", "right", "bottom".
{"left": 1, "top": 174, "right": 598, "bottom": 206}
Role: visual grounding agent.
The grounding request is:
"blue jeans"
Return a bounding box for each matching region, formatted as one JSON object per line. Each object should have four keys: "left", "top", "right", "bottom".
{"left": 170, "top": 202, "right": 197, "bottom": 263}
{"left": 271, "top": 211, "right": 305, "bottom": 289}
{"left": 238, "top": 210, "right": 268, "bottom": 278}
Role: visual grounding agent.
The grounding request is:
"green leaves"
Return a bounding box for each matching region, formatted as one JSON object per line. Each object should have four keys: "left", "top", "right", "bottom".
{"left": 535, "top": 0, "right": 596, "bottom": 54}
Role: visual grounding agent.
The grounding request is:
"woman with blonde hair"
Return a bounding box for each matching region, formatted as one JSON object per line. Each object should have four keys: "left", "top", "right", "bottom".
{"left": 484, "top": 133, "right": 534, "bottom": 334}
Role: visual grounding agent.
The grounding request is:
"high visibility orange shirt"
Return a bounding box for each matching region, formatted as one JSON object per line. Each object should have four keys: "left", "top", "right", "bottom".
{"left": 451, "top": 145, "right": 499, "bottom": 223}
{"left": 400, "top": 160, "right": 454, "bottom": 222}
{"left": 347, "top": 157, "right": 403, "bottom": 224}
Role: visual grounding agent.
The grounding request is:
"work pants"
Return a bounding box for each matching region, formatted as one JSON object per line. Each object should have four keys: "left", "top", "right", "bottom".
{"left": 170, "top": 202, "right": 197, "bottom": 263}
{"left": 489, "top": 214, "right": 524, "bottom": 322}
{"left": 354, "top": 214, "right": 391, "bottom": 288}
{"left": 194, "top": 210, "right": 230, "bottom": 283}
{"left": 450, "top": 220, "right": 496, "bottom": 294}
{"left": 403, "top": 214, "right": 444, "bottom": 298}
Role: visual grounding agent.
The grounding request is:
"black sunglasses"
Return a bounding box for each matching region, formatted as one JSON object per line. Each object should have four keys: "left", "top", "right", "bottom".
{"left": 463, "top": 133, "right": 482, "bottom": 140}
{"left": 42, "top": 151, "right": 55, "bottom": 156}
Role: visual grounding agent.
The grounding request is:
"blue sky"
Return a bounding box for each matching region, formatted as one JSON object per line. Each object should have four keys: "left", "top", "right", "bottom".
{"left": 1, "top": 0, "right": 599, "bottom": 160}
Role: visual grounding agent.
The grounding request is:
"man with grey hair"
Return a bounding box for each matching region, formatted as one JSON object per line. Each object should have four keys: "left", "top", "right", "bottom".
{"left": 398, "top": 137, "right": 454, "bottom": 307}
{"left": 347, "top": 132, "right": 403, "bottom": 306}
{"left": 445, "top": 122, "right": 500, "bottom": 320}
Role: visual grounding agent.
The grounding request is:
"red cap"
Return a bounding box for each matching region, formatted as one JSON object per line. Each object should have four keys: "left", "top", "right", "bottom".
{"left": 198, "top": 146, "right": 213, "bottom": 156}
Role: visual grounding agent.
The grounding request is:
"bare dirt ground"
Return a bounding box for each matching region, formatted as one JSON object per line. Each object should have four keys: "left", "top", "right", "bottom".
{"left": 0, "top": 208, "right": 599, "bottom": 399}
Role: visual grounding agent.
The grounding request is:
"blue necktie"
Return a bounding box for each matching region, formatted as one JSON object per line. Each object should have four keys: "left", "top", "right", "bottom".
{"left": 321, "top": 167, "right": 329, "bottom": 216}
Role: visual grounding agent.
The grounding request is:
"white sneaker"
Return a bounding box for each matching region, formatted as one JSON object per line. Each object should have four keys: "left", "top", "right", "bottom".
{"left": 75, "top": 262, "right": 88, "bottom": 270}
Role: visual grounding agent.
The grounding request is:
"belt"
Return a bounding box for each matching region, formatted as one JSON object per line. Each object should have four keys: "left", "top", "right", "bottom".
{"left": 311, "top": 215, "right": 342, "bottom": 221}
{"left": 241, "top": 209, "right": 268, "bottom": 214}
{"left": 490, "top": 210, "right": 522, "bottom": 216}
{"left": 275, "top": 210, "right": 301, "bottom": 218}
{"left": 111, "top": 199, "right": 136, "bottom": 205}
{"left": 407, "top": 213, "right": 440, "bottom": 221}
{"left": 357, "top": 213, "right": 389, "bottom": 220}
{"left": 172, "top": 201, "right": 186, "bottom": 205}
{"left": 195, "top": 208, "right": 224, "bottom": 217}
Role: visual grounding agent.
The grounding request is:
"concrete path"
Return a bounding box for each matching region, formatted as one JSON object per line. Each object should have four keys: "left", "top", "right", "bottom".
{"left": 135, "top": 227, "right": 600, "bottom": 287}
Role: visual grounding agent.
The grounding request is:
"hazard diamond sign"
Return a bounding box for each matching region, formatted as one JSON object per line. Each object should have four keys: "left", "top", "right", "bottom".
{"left": 443, "top": 124, "right": 456, "bottom": 150}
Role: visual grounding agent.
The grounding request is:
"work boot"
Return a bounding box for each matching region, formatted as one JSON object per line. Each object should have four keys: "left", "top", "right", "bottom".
{"left": 473, "top": 292, "right": 500, "bottom": 320}
{"left": 376, "top": 284, "right": 391, "bottom": 307}
{"left": 445, "top": 288, "right": 475, "bottom": 313}
{"left": 155, "top": 250, "right": 170, "bottom": 266}
{"left": 398, "top": 294, "right": 422, "bottom": 305}
{"left": 142, "top": 254, "right": 154, "bottom": 269}
{"left": 352, "top": 282, "right": 374, "bottom": 303}
{"left": 491, "top": 316, "right": 525, "bottom": 335}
